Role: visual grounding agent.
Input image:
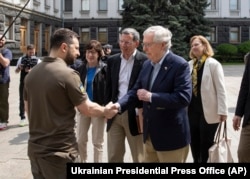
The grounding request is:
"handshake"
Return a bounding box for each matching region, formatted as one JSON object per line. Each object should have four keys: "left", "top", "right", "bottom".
{"left": 103, "top": 102, "right": 120, "bottom": 119}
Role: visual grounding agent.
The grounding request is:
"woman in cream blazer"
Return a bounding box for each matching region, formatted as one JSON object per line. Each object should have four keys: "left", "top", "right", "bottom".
{"left": 188, "top": 35, "right": 228, "bottom": 163}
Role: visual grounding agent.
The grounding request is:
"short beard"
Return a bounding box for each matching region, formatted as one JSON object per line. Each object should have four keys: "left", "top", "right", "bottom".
{"left": 64, "top": 51, "right": 75, "bottom": 66}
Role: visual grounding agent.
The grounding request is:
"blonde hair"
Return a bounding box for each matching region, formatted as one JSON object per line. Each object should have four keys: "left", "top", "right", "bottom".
{"left": 189, "top": 35, "right": 214, "bottom": 59}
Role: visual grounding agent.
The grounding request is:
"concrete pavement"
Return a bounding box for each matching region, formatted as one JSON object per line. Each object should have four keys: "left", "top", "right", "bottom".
{"left": 0, "top": 64, "right": 245, "bottom": 179}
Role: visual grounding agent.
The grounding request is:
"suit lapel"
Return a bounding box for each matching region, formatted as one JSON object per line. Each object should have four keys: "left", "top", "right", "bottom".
{"left": 113, "top": 56, "right": 121, "bottom": 90}
{"left": 128, "top": 52, "right": 144, "bottom": 90}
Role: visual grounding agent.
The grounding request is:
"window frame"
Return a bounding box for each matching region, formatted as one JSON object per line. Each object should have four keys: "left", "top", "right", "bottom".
{"left": 4, "top": 16, "right": 14, "bottom": 40}
{"left": 207, "top": 0, "right": 217, "bottom": 10}
{"left": 98, "top": 27, "right": 108, "bottom": 44}
{"left": 81, "top": 0, "right": 90, "bottom": 11}
{"left": 118, "top": 0, "right": 124, "bottom": 11}
{"left": 64, "top": 0, "right": 73, "bottom": 12}
{"left": 229, "top": 26, "right": 240, "bottom": 43}
{"left": 98, "top": 0, "right": 107, "bottom": 11}
{"left": 80, "top": 28, "right": 90, "bottom": 44}
{"left": 207, "top": 26, "right": 217, "bottom": 43}
{"left": 230, "top": 0, "right": 239, "bottom": 10}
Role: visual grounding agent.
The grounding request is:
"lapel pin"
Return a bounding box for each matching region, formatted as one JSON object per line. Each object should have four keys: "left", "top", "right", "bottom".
{"left": 164, "top": 66, "right": 168, "bottom": 70}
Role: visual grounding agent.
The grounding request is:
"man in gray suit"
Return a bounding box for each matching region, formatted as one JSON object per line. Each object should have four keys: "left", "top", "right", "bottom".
{"left": 105, "top": 28, "right": 147, "bottom": 162}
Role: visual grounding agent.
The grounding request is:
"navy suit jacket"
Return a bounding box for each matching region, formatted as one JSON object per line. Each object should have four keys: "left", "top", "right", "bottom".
{"left": 119, "top": 51, "right": 192, "bottom": 151}
{"left": 105, "top": 50, "right": 148, "bottom": 136}
{"left": 235, "top": 58, "right": 250, "bottom": 127}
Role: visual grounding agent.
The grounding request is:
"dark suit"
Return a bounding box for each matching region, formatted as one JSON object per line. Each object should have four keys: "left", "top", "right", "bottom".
{"left": 119, "top": 51, "right": 192, "bottom": 151}
{"left": 106, "top": 51, "right": 147, "bottom": 135}
{"left": 234, "top": 56, "right": 250, "bottom": 162}
{"left": 235, "top": 58, "right": 250, "bottom": 127}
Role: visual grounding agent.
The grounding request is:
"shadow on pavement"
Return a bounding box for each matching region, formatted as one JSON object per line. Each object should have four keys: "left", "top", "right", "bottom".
{"left": 9, "top": 131, "right": 29, "bottom": 145}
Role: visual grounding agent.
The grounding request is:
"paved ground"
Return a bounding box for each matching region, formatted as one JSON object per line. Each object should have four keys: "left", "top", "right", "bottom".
{"left": 0, "top": 64, "right": 245, "bottom": 179}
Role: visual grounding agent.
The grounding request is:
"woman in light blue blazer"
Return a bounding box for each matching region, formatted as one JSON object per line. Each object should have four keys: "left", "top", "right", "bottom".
{"left": 188, "top": 35, "right": 228, "bottom": 163}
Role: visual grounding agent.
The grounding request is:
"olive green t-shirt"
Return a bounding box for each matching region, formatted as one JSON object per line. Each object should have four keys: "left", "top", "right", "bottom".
{"left": 24, "top": 57, "right": 87, "bottom": 159}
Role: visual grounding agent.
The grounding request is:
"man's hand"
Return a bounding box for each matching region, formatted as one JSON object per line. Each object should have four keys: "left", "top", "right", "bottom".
{"left": 15, "top": 64, "right": 23, "bottom": 73}
{"left": 137, "top": 89, "right": 152, "bottom": 102}
{"left": 232, "top": 115, "right": 241, "bottom": 131}
{"left": 104, "top": 102, "right": 118, "bottom": 119}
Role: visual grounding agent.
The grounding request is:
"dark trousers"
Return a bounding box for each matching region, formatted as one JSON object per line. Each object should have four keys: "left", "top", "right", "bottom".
{"left": 188, "top": 110, "right": 219, "bottom": 163}
{"left": 0, "top": 83, "right": 9, "bottom": 123}
{"left": 19, "top": 82, "right": 25, "bottom": 119}
{"left": 29, "top": 155, "right": 73, "bottom": 179}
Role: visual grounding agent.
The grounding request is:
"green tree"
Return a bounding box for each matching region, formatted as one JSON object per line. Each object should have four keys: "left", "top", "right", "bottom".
{"left": 121, "top": 0, "right": 211, "bottom": 60}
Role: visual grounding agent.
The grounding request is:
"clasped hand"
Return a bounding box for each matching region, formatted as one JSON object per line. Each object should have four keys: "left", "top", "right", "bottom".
{"left": 104, "top": 102, "right": 119, "bottom": 119}
{"left": 137, "top": 89, "right": 152, "bottom": 102}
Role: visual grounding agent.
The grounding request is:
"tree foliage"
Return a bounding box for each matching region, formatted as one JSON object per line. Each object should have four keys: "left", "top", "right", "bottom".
{"left": 121, "top": 0, "right": 211, "bottom": 60}
{"left": 237, "top": 40, "right": 250, "bottom": 55}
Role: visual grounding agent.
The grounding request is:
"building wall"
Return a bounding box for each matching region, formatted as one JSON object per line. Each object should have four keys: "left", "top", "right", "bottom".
{"left": 0, "top": 0, "right": 62, "bottom": 60}
{"left": 1, "top": 0, "right": 250, "bottom": 61}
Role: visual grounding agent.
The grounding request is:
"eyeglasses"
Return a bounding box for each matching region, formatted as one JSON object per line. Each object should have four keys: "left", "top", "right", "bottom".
{"left": 141, "top": 42, "right": 156, "bottom": 48}
{"left": 119, "top": 40, "right": 133, "bottom": 46}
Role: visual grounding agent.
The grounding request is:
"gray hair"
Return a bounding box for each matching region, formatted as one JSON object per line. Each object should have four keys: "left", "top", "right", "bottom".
{"left": 120, "top": 28, "right": 140, "bottom": 41}
{"left": 143, "top": 25, "right": 172, "bottom": 49}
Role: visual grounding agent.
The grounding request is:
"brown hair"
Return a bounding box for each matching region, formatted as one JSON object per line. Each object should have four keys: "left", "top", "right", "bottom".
{"left": 50, "top": 28, "right": 79, "bottom": 50}
{"left": 85, "top": 40, "right": 103, "bottom": 59}
{"left": 27, "top": 44, "right": 35, "bottom": 50}
{"left": 189, "top": 35, "right": 214, "bottom": 59}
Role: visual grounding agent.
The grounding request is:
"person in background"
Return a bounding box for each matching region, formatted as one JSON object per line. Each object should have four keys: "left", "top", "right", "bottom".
{"left": 105, "top": 28, "right": 147, "bottom": 162}
{"left": 232, "top": 52, "right": 250, "bottom": 162}
{"left": 73, "top": 40, "right": 107, "bottom": 163}
{"left": 23, "top": 28, "right": 117, "bottom": 179}
{"left": 115, "top": 25, "right": 192, "bottom": 162}
{"left": 101, "top": 44, "right": 112, "bottom": 63}
{"left": 103, "top": 44, "right": 112, "bottom": 56}
{"left": 15, "top": 44, "right": 41, "bottom": 127}
{"left": 188, "top": 35, "right": 228, "bottom": 163}
{"left": 0, "top": 34, "right": 12, "bottom": 131}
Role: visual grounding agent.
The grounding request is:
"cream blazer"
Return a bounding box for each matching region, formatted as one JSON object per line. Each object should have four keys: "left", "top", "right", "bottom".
{"left": 189, "top": 57, "right": 228, "bottom": 124}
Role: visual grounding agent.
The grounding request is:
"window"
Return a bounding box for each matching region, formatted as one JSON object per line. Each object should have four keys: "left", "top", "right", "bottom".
{"left": 65, "top": 0, "right": 72, "bottom": 12}
{"left": 44, "top": 25, "right": 51, "bottom": 54}
{"left": 81, "top": 0, "right": 90, "bottom": 11}
{"left": 98, "top": 27, "right": 108, "bottom": 44}
{"left": 99, "top": 0, "right": 107, "bottom": 11}
{"left": 45, "top": 0, "right": 50, "bottom": 9}
{"left": 207, "top": 0, "right": 216, "bottom": 10}
{"left": 4, "top": 16, "right": 14, "bottom": 40}
{"left": 34, "top": 22, "right": 41, "bottom": 54}
{"left": 118, "top": 0, "right": 124, "bottom": 11}
{"left": 207, "top": 27, "right": 216, "bottom": 43}
{"left": 230, "top": 0, "right": 239, "bottom": 10}
{"left": 81, "top": 28, "right": 90, "bottom": 44}
{"left": 229, "top": 27, "right": 240, "bottom": 43}
{"left": 33, "top": 0, "right": 41, "bottom": 6}
{"left": 45, "top": 0, "right": 50, "bottom": 6}
{"left": 20, "top": 19, "right": 28, "bottom": 53}
{"left": 53, "top": 0, "right": 58, "bottom": 12}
